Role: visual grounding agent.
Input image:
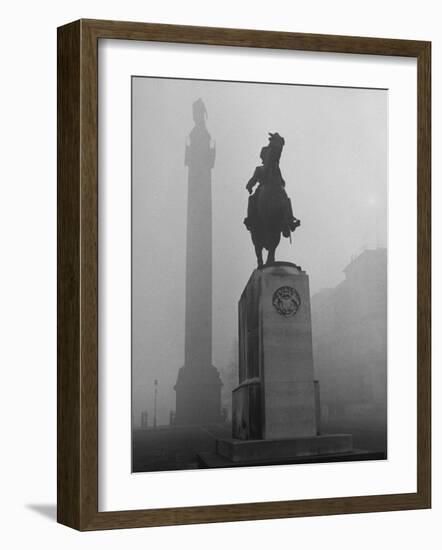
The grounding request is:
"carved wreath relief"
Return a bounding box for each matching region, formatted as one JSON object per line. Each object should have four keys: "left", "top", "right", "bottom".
{"left": 272, "top": 286, "right": 301, "bottom": 317}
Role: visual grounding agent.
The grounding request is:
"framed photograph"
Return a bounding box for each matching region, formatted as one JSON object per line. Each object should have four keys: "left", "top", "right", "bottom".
{"left": 57, "top": 19, "right": 431, "bottom": 530}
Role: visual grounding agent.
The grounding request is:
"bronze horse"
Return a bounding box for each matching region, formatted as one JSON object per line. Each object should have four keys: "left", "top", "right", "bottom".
{"left": 244, "top": 133, "right": 300, "bottom": 268}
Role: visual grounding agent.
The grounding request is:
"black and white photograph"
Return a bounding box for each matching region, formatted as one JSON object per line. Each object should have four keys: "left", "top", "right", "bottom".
{"left": 131, "top": 76, "right": 388, "bottom": 473}
{"left": 1, "top": 0, "right": 434, "bottom": 542}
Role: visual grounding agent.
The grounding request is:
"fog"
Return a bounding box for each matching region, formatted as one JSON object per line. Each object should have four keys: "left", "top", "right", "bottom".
{"left": 132, "top": 76, "right": 387, "bottom": 426}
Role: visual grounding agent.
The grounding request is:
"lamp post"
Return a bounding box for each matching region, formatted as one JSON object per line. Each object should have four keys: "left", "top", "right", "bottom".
{"left": 153, "top": 379, "right": 158, "bottom": 429}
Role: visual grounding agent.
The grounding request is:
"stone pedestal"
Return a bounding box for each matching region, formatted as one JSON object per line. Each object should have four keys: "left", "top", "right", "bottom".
{"left": 222, "top": 262, "right": 353, "bottom": 463}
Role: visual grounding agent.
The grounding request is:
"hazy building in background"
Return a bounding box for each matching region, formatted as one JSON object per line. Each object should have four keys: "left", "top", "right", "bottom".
{"left": 311, "top": 248, "right": 387, "bottom": 449}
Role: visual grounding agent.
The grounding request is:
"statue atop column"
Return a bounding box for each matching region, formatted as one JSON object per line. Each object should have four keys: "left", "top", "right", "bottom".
{"left": 243, "top": 133, "right": 301, "bottom": 267}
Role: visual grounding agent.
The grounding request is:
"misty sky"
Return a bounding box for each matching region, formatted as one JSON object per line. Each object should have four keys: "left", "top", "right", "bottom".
{"left": 132, "top": 76, "right": 387, "bottom": 426}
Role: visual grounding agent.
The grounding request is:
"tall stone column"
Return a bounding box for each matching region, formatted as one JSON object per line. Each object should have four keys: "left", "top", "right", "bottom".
{"left": 174, "top": 99, "right": 222, "bottom": 425}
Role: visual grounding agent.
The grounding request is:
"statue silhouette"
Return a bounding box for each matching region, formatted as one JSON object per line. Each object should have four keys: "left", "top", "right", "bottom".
{"left": 244, "top": 133, "right": 300, "bottom": 267}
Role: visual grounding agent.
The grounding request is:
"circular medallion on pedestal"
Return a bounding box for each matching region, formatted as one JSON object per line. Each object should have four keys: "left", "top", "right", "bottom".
{"left": 272, "top": 286, "right": 301, "bottom": 317}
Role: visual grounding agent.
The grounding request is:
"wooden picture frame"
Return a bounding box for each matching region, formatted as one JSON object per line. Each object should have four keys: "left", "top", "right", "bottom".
{"left": 57, "top": 18, "right": 431, "bottom": 530}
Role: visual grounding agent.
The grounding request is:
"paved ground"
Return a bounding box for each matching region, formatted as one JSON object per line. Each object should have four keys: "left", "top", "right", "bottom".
{"left": 132, "top": 424, "right": 232, "bottom": 472}
{"left": 323, "top": 422, "right": 387, "bottom": 454}
{"left": 132, "top": 422, "right": 386, "bottom": 472}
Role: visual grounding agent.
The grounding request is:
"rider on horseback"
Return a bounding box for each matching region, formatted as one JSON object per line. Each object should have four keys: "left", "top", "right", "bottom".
{"left": 244, "top": 133, "right": 300, "bottom": 238}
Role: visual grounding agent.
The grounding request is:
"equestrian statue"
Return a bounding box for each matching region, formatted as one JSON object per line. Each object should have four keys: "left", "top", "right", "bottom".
{"left": 244, "top": 132, "right": 300, "bottom": 268}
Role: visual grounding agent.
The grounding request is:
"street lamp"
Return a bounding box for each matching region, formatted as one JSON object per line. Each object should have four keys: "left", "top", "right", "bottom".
{"left": 153, "top": 379, "right": 158, "bottom": 429}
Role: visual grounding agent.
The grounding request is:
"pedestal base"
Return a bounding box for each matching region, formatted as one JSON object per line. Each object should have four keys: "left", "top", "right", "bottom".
{"left": 198, "top": 446, "right": 385, "bottom": 469}
{"left": 216, "top": 433, "right": 353, "bottom": 463}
